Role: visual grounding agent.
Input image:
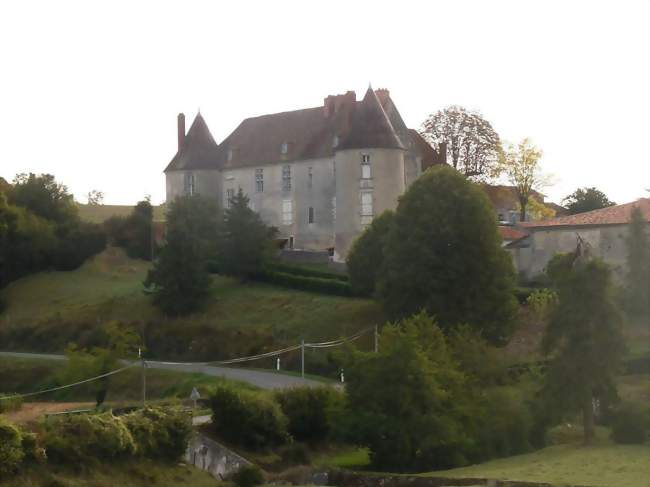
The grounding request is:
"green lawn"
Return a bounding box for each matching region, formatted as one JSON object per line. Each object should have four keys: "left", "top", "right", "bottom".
{"left": 1, "top": 460, "right": 221, "bottom": 487}
{"left": 425, "top": 441, "right": 650, "bottom": 487}
{"left": 0, "top": 247, "right": 383, "bottom": 358}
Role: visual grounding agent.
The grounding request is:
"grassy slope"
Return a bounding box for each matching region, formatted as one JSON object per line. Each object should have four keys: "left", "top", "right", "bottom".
{"left": 1, "top": 461, "right": 220, "bottom": 487}
{"left": 427, "top": 442, "right": 650, "bottom": 487}
{"left": 0, "top": 247, "right": 383, "bottom": 346}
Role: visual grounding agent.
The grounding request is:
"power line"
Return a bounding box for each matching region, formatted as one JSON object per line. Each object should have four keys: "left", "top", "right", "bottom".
{"left": 0, "top": 362, "right": 138, "bottom": 401}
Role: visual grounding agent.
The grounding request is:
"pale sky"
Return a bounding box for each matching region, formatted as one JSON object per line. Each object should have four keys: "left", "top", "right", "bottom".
{"left": 1, "top": 0, "right": 648, "bottom": 206}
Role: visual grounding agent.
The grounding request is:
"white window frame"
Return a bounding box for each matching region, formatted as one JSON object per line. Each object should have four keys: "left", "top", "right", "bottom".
{"left": 281, "top": 142, "right": 289, "bottom": 154}
{"left": 255, "top": 168, "right": 264, "bottom": 193}
{"left": 360, "top": 191, "right": 373, "bottom": 225}
{"left": 361, "top": 154, "right": 371, "bottom": 179}
{"left": 225, "top": 188, "right": 234, "bottom": 208}
{"left": 184, "top": 172, "right": 195, "bottom": 196}
{"left": 307, "top": 166, "right": 313, "bottom": 189}
{"left": 332, "top": 135, "right": 339, "bottom": 148}
{"left": 282, "top": 199, "right": 293, "bottom": 225}
{"left": 282, "top": 165, "right": 292, "bottom": 192}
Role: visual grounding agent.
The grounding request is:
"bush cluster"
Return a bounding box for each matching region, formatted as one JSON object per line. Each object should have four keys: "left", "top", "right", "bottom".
{"left": 43, "top": 407, "right": 192, "bottom": 464}
{"left": 0, "top": 393, "right": 24, "bottom": 413}
{"left": 269, "top": 263, "right": 348, "bottom": 282}
{"left": 210, "top": 386, "right": 290, "bottom": 449}
{"left": 0, "top": 417, "right": 25, "bottom": 477}
{"left": 275, "top": 387, "right": 345, "bottom": 443}
{"left": 230, "top": 464, "right": 265, "bottom": 487}
{"left": 255, "top": 269, "right": 352, "bottom": 297}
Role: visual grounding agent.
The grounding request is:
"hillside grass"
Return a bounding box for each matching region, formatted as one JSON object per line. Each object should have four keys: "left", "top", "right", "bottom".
{"left": 0, "top": 247, "right": 383, "bottom": 354}
{"left": 426, "top": 441, "right": 650, "bottom": 487}
{"left": 1, "top": 460, "right": 220, "bottom": 487}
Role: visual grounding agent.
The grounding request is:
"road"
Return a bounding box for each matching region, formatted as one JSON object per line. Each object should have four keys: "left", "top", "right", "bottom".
{"left": 0, "top": 351, "right": 327, "bottom": 390}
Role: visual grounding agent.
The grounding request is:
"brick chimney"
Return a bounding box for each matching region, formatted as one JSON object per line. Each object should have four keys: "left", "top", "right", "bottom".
{"left": 324, "top": 91, "right": 356, "bottom": 117}
{"left": 375, "top": 88, "right": 390, "bottom": 104}
{"left": 177, "top": 113, "right": 186, "bottom": 152}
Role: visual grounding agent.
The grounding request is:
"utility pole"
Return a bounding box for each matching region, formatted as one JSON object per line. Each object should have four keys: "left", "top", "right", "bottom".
{"left": 301, "top": 339, "right": 305, "bottom": 378}
{"left": 374, "top": 324, "right": 379, "bottom": 353}
{"left": 139, "top": 347, "right": 146, "bottom": 408}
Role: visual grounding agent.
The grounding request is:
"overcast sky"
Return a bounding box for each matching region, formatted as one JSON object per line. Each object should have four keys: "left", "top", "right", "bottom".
{"left": 1, "top": 0, "right": 648, "bottom": 206}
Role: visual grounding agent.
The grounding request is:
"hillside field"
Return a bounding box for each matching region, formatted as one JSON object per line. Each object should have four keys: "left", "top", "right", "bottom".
{"left": 0, "top": 247, "right": 383, "bottom": 366}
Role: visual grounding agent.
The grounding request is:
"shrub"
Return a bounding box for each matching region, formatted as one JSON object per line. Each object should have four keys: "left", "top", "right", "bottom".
{"left": 270, "top": 262, "right": 348, "bottom": 282}
{"left": 526, "top": 288, "right": 558, "bottom": 318}
{"left": 515, "top": 287, "right": 536, "bottom": 304}
{"left": 255, "top": 269, "right": 352, "bottom": 297}
{"left": 611, "top": 403, "right": 648, "bottom": 444}
{"left": 44, "top": 413, "right": 136, "bottom": 464}
{"left": 231, "top": 464, "right": 264, "bottom": 487}
{"left": 21, "top": 431, "right": 46, "bottom": 464}
{"left": 0, "top": 416, "right": 24, "bottom": 477}
{"left": 275, "top": 387, "right": 345, "bottom": 443}
{"left": 279, "top": 442, "right": 311, "bottom": 465}
{"left": 53, "top": 221, "right": 107, "bottom": 271}
{"left": 123, "top": 407, "right": 192, "bottom": 460}
{"left": 0, "top": 392, "right": 23, "bottom": 413}
{"left": 210, "top": 386, "right": 289, "bottom": 450}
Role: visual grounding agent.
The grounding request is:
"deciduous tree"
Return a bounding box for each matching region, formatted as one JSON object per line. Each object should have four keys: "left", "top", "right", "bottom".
{"left": 499, "top": 138, "right": 550, "bottom": 222}
{"left": 562, "top": 187, "right": 615, "bottom": 215}
{"left": 542, "top": 247, "right": 625, "bottom": 444}
{"left": 379, "top": 165, "right": 517, "bottom": 343}
{"left": 625, "top": 206, "right": 649, "bottom": 317}
{"left": 421, "top": 105, "right": 501, "bottom": 180}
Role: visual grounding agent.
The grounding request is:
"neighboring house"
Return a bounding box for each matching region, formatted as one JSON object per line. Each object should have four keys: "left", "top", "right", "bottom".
{"left": 481, "top": 185, "right": 548, "bottom": 224}
{"left": 507, "top": 198, "right": 650, "bottom": 280}
{"left": 498, "top": 226, "right": 529, "bottom": 247}
{"left": 164, "top": 87, "right": 446, "bottom": 261}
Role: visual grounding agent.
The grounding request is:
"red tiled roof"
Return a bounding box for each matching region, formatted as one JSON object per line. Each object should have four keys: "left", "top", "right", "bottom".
{"left": 522, "top": 198, "right": 650, "bottom": 228}
{"left": 499, "top": 226, "right": 529, "bottom": 241}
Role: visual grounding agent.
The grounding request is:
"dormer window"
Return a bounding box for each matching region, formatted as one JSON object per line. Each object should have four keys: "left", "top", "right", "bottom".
{"left": 361, "top": 154, "right": 371, "bottom": 179}
{"left": 332, "top": 135, "right": 339, "bottom": 148}
{"left": 281, "top": 142, "right": 289, "bottom": 154}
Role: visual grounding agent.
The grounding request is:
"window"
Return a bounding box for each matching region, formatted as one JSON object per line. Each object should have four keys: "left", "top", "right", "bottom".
{"left": 184, "top": 172, "right": 195, "bottom": 196}
{"left": 282, "top": 165, "right": 292, "bottom": 191}
{"left": 332, "top": 197, "right": 336, "bottom": 222}
{"left": 227, "top": 149, "right": 234, "bottom": 162}
{"left": 360, "top": 192, "right": 373, "bottom": 225}
{"left": 255, "top": 168, "right": 264, "bottom": 193}
{"left": 361, "top": 154, "right": 371, "bottom": 179}
{"left": 307, "top": 167, "right": 313, "bottom": 189}
{"left": 332, "top": 135, "right": 339, "bottom": 148}
{"left": 282, "top": 199, "right": 293, "bottom": 225}
{"left": 281, "top": 142, "right": 289, "bottom": 154}
{"left": 308, "top": 206, "right": 314, "bottom": 224}
{"left": 225, "top": 188, "right": 234, "bottom": 208}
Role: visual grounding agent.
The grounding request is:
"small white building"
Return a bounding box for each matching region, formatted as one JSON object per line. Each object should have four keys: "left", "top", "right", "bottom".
{"left": 164, "top": 87, "right": 446, "bottom": 261}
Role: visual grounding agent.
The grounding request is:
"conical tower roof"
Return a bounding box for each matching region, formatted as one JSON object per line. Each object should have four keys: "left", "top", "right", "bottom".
{"left": 164, "top": 113, "right": 219, "bottom": 172}
{"left": 338, "top": 87, "right": 404, "bottom": 150}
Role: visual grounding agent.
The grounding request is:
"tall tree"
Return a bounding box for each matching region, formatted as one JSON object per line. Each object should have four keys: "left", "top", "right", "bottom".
{"left": 542, "top": 245, "right": 625, "bottom": 444}
{"left": 11, "top": 173, "right": 78, "bottom": 225}
{"left": 86, "top": 190, "right": 105, "bottom": 206}
{"left": 499, "top": 138, "right": 550, "bottom": 221}
{"left": 625, "top": 206, "right": 649, "bottom": 317}
{"left": 378, "top": 165, "right": 517, "bottom": 344}
{"left": 421, "top": 105, "right": 501, "bottom": 179}
{"left": 144, "top": 195, "right": 219, "bottom": 315}
{"left": 562, "top": 187, "right": 615, "bottom": 215}
{"left": 218, "top": 189, "right": 277, "bottom": 279}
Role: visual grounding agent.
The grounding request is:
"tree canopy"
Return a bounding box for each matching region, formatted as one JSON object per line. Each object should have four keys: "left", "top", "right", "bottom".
{"left": 11, "top": 173, "right": 78, "bottom": 226}
{"left": 421, "top": 105, "right": 501, "bottom": 180}
{"left": 144, "top": 195, "right": 219, "bottom": 315}
{"left": 625, "top": 206, "right": 649, "bottom": 317}
{"left": 542, "top": 247, "right": 625, "bottom": 444}
{"left": 218, "top": 188, "right": 277, "bottom": 279}
{"left": 498, "top": 138, "right": 550, "bottom": 221}
{"left": 562, "top": 187, "right": 615, "bottom": 215}
{"left": 378, "top": 165, "right": 517, "bottom": 343}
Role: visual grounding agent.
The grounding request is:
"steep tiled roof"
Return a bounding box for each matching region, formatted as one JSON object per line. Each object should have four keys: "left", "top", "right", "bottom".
{"left": 522, "top": 198, "right": 650, "bottom": 228}
{"left": 338, "top": 87, "right": 404, "bottom": 151}
{"left": 499, "top": 226, "right": 529, "bottom": 241}
{"left": 165, "top": 113, "right": 219, "bottom": 172}
{"left": 410, "top": 130, "right": 444, "bottom": 170}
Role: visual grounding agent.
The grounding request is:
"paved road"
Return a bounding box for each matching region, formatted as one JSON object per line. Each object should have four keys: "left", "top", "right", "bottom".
{"left": 0, "top": 351, "right": 326, "bottom": 390}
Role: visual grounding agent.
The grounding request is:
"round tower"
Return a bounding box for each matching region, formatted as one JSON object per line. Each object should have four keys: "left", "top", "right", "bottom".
{"left": 333, "top": 87, "right": 405, "bottom": 261}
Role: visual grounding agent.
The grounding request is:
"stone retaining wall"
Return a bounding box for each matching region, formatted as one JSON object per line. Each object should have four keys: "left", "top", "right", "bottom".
{"left": 186, "top": 432, "right": 251, "bottom": 479}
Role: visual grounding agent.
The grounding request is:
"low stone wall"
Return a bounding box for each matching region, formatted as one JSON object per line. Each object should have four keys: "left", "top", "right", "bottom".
{"left": 186, "top": 432, "right": 251, "bottom": 479}
{"left": 328, "top": 470, "right": 594, "bottom": 487}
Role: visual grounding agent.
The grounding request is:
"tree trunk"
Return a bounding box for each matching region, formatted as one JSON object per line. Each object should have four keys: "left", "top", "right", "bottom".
{"left": 582, "top": 394, "right": 595, "bottom": 444}
{"left": 519, "top": 196, "right": 528, "bottom": 222}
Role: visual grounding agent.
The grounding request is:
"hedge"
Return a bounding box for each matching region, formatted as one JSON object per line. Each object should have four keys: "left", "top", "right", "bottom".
{"left": 255, "top": 269, "right": 353, "bottom": 297}
{"left": 0, "top": 417, "right": 25, "bottom": 477}
{"left": 269, "top": 263, "right": 349, "bottom": 282}
{"left": 0, "top": 393, "right": 23, "bottom": 413}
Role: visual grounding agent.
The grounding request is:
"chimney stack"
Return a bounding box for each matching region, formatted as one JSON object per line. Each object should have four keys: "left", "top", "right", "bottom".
{"left": 177, "top": 113, "right": 186, "bottom": 152}
{"left": 438, "top": 142, "right": 448, "bottom": 165}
